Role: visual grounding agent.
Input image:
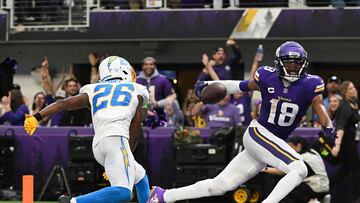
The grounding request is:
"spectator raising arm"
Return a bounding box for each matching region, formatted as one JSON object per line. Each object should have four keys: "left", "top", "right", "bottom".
{"left": 88, "top": 52, "right": 100, "bottom": 84}
{"left": 225, "top": 38, "right": 242, "bottom": 67}
{"left": 249, "top": 44, "right": 264, "bottom": 78}
{"left": 202, "top": 54, "right": 219, "bottom": 81}
{"left": 197, "top": 38, "right": 242, "bottom": 81}
{"left": 0, "top": 89, "right": 29, "bottom": 126}
{"left": 40, "top": 56, "right": 55, "bottom": 96}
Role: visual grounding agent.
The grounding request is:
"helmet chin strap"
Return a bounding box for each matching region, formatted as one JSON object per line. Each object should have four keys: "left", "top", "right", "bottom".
{"left": 280, "top": 60, "right": 305, "bottom": 83}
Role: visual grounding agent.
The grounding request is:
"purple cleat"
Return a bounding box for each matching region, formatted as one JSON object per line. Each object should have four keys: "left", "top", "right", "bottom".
{"left": 147, "top": 186, "right": 165, "bottom": 203}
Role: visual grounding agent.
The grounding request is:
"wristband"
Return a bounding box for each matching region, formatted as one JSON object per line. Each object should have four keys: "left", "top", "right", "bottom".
{"left": 33, "top": 113, "right": 43, "bottom": 121}
{"left": 239, "top": 80, "right": 250, "bottom": 92}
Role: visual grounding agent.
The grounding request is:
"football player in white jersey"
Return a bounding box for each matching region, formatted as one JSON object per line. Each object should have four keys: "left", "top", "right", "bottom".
{"left": 24, "top": 56, "right": 151, "bottom": 203}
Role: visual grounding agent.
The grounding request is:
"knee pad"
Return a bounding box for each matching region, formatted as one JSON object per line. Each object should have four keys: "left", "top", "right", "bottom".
{"left": 287, "top": 160, "right": 308, "bottom": 179}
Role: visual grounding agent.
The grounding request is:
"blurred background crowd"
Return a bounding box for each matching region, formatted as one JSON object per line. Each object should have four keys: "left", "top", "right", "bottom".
{"left": 0, "top": 39, "right": 352, "bottom": 130}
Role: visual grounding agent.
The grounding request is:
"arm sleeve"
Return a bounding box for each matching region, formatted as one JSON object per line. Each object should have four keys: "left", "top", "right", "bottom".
{"left": 335, "top": 102, "right": 352, "bottom": 131}
{"left": 206, "top": 80, "right": 249, "bottom": 94}
{"left": 136, "top": 84, "right": 149, "bottom": 104}
{"left": 254, "top": 69, "right": 261, "bottom": 86}
{"left": 79, "top": 84, "right": 90, "bottom": 94}
{"left": 313, "top": 78, "right": 325, "bottom": 97}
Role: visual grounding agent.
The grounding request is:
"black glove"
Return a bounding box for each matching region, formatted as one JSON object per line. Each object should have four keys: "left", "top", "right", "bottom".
{"left": 194, "top": 80, "right": 208, "bottom": 103}
{"left": 323, "top": 127, "right": 337, "bottom": 144}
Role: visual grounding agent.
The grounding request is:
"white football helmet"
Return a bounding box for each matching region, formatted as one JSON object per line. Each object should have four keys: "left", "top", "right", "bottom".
{"left": 99, "top": 56, "right": 136, "bottom": 82}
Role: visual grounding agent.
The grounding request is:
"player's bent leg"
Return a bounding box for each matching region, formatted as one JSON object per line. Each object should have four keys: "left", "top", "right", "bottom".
{"left": 135, "top": 175, "right": 150, "bottom": 203}
{"left": 242, "top": 120, "right": 307, "bottom": 203}
{"left": 243, "top": 121, "right": 303, "bottom": 171}
{"left": 263, "top": 160, "right": 307, "bottom": 203}
{"left": 160, "top": 149, "right": 265, "bottom": 203}
{"left": 71, "top": 136, "right": 136, "bottom": 203}
{"left": 134, "top": 162, "right": 150, "bottom": 203}
{"left": 104, "top": 136, "right": 136, "bottom": 187}
{"left": 74, "top": 186, "right": 132, "bottom": 203}
{"left": 92, "top": 140, "right": 105, "bottom": 167}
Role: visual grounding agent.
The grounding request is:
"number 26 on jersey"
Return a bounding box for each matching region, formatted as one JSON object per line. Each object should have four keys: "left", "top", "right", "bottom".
{"left": 92, "top": 83, "right": 134, "bottom": 114}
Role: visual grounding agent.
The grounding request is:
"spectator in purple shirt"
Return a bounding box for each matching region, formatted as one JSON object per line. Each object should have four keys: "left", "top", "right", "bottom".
{"left": 0, "top": 89, "right": 29, "bottom": 126}
{"left": 230, "top": 92, "right": 252, "bottom": 126}
{"left": 230, "top": 44, "right": 264, "bottom": 126}
{"left": 191, "top": 95, "right": 240, "bottom": 128}
{"left": 197, "top": 38, "right": 242, "bottom": 81}
{"left": 136, "top": 57, "right": 177, "bottom": 110}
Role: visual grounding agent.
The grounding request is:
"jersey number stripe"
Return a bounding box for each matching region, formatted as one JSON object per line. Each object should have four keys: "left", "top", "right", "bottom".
{"left": 267, "top": 98, "right": 299, "bottom": 127}
{"left": 92, "top": 83, "right": 134, "bottom": 114}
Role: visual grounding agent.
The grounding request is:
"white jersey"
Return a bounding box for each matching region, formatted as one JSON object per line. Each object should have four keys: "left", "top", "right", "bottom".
{"left": 80, "top": 81, "right": 149, "bottom": 147}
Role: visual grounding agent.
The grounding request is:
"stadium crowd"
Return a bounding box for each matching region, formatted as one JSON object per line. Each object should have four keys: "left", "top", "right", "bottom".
{"left": 0, "top": 39, "right": 352, "bottom": 130}
{"left": 11, "top": 0, "right": 360, "bottom": 26}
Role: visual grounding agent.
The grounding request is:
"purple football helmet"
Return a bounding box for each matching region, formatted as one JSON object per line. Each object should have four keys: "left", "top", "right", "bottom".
{"left": 274, "top": 41, "right": 308, "bottom": 82}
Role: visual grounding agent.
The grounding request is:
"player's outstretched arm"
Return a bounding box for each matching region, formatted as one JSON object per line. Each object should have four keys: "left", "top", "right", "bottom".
{"left": 24, "top": 94, "right": 89, "bottom": 135}
{"left": 129, "top": 95, "right": 143, "bottom": 152}
{"left": 39, "top": 94, "right": 90, "bottom": 118}
{"left": 196, "top": 79, "right": 259, "bottom": 96}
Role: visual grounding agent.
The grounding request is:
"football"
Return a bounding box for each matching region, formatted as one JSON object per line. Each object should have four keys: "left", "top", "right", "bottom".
{"left": 200, "top": 82, "right": 227, "bottom": 104}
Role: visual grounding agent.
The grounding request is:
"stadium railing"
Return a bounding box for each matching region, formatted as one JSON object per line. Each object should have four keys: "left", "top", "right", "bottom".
{"left": 3, "top": 0, "right": 360, "bottom": 32}
{"left": 5, "top": 0, "right": 90, "bottom": 31}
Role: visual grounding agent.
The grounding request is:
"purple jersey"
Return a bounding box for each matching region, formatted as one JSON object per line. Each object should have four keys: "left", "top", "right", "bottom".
{"left": 202, "top": 103, "right": 241, "bottom": 128}
{"left": 230, "top": 93, "right": 252, "bottom": 126}
{"left": 136, "top": 72, "right": 173, "bottom": 101}
{"left": 197, "top": 65, "right": 232, "bottom": 81}
{"left": 197, "top": 46, "right": 242, "bottom": 81}
{"left": 254, "top": 66, "right": 324, "bottom": 140}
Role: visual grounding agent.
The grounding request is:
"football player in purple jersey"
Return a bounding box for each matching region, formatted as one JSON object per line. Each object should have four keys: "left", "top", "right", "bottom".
{"left": 147, "top": 41, "right": 336, "bottom": 203}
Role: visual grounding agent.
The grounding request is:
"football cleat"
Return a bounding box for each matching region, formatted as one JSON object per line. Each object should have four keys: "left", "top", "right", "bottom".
{"left": 147, "top": 186, "right": 165, "bottom": 203}
{"left": 58, "top": 194, "right": 71, "bottom": 203}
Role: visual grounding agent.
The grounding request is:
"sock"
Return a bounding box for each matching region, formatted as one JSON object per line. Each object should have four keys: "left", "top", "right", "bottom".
{"left": 263, "top": 171, "right": 303, "bottom": 203}
{"left": 135, "top": 175, "right": 150, "bottom": 203}
{"left": 164, "top": 179, "right": 213, "bottom": 202}
{"left": 75, "top": 186, "right": 131, "bottom": 203}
